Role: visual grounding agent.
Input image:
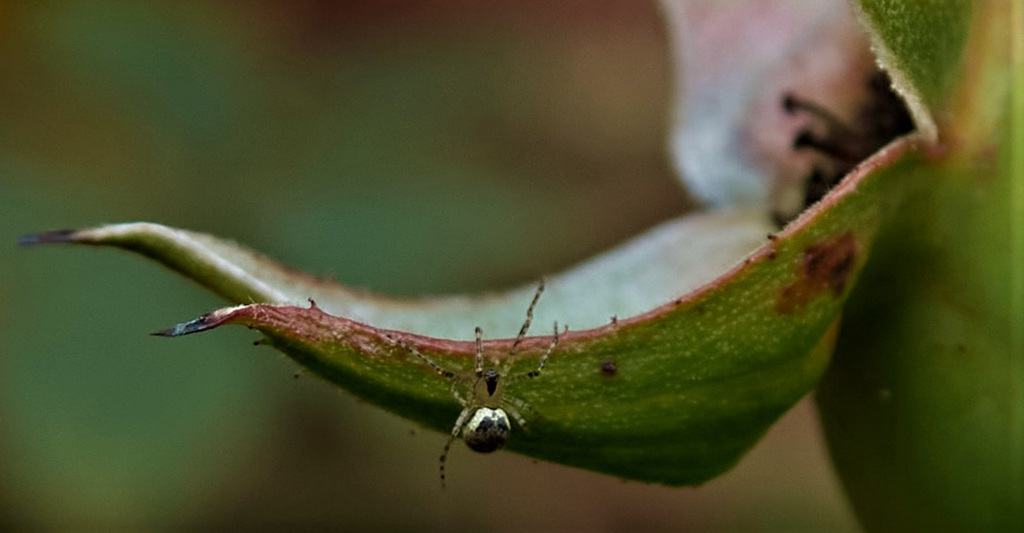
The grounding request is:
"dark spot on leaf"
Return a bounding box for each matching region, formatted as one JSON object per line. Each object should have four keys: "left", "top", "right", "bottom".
{"left": 600, "top": 359, "right": 618, "bottom": 377}
{"left": 776, "top": 233, "right": 858, "bottom": 314}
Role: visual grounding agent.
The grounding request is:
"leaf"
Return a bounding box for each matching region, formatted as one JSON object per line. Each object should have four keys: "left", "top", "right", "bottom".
{"left": 818, "top": 1, "right": 1023, "bottom": 530}
{"left": 18, "top": 0, "right": 930, "bottom": 489}
{"left": 21, "top": 137, "right": 923, "bottom": 485}
{"left": 18, "top": 208, "right": 774, "bottom": 338}
{"left": 854, "top": 0, "right": 973, "bottom": 140}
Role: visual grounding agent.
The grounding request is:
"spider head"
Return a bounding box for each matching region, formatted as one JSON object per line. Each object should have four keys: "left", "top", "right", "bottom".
{"left": 481, "top": 368, "right": 501, "bottom": 397}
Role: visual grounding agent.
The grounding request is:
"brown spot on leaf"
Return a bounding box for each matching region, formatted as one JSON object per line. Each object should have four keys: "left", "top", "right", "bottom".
{"left": 600, "top": 359, "right": 618, "bottom": 377}
{"left": 776, "top": 233, "right": 858, "bottom": 314}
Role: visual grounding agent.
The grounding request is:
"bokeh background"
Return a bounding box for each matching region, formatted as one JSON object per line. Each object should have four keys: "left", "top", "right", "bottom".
{"left": 2, "top": 1, "right": 857, "bottom": 529}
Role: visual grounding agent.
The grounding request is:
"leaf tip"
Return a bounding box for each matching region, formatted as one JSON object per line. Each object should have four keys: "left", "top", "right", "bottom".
{"left": 17, "top": 229, "right": 79, "bottom": 246}
{"left": 151, "top": 313, "right": 220, "bottom": 337}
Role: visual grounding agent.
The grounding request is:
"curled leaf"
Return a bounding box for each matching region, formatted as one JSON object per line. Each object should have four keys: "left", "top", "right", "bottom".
{"left": 19, "top": 208, "right": 773, "bottom": 338}
{"left": 21, "top": 137, "right": 922, "bottom": 485}
{"left": 19, "top": 0, "right": 934, "bottom": 489}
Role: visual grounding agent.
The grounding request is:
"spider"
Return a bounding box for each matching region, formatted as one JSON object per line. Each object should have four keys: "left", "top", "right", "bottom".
{"left": 387, "top": 281, "right": 559, "bottom": 488}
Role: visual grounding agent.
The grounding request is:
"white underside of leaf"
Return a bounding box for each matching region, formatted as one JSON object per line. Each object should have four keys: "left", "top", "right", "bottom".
{"left": 91, "top": 208, "right": 772, "bottom": 340}
{"left": 405, "top": 207, "right": 773, "bottom": 339}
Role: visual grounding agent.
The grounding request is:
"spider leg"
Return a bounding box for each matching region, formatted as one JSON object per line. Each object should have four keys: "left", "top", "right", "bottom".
{"left": 474, "top": 326, "right": 484, "bottom": 376}
{"left": 384, "top": 333, "right": 457, "bottom": 381}
{"left": 502, "top": 397, "right": 536, "bottom": 434}
{"left": 507, "top": 321, "right": 559, "bottom": 383}
{"left": 449, "top": 380, "right": 469, "bottom": 404}
{"left": 502, "top": 280, "right": 545, "bottom": 374}
{"left": 440, "top": 406, "right": 472, "bottom": 489}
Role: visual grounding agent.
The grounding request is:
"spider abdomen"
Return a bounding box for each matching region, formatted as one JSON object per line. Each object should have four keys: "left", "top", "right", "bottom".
{"left": 463, "top": 407, "right": 511, "bottom": 453}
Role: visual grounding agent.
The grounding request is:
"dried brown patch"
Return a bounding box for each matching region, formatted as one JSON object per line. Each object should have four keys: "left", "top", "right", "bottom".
{"left": 776, "top": 232, "right": 858, "bottom": 314}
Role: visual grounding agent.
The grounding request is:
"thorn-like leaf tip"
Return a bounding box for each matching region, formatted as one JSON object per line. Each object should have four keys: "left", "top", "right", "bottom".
{"left": 17, "top": 230, "right": 77, "bottom": 246}
{"left": 151, "top": 314, "right": 216, "bottom": 337}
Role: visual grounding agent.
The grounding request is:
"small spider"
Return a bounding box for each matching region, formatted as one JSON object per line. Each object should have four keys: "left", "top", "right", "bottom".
{"left": 387, "top": 281, "right": 559, "bottom": 488}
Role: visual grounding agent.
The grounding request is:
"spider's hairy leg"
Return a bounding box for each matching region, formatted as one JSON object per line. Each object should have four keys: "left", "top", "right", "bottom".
{"left": 508, "top": 321, "right": 559, "bottom": 383}
{"left": 502, "top": 397, "right": 536, "bottom": 434}
{"left": 474, "top": 326, "right": 484, "bottom": 376}
{"left": 384, "top": 333, "right": 457, "bottom": 380}
{"left": 440, "top": 406, "right": 473, "bottom": 489}
{"left": 449, "top": 380, "right": 469, "bottom": 404}
{"left": 503, "top": 280, "right": 545, "bottom": 375}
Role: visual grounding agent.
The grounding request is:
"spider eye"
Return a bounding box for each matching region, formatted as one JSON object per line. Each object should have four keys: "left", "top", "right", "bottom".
{"left": 463, "top": 408, "right": 510, "bottom": 453}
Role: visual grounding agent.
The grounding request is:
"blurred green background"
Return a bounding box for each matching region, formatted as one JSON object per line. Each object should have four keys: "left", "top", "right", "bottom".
{"left": 1, "top": 1, "right": 857, "bottom": 529}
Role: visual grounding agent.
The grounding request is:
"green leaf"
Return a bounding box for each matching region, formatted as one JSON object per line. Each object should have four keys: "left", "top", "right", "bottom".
{"left": 855, "top": 0, "right": 973, "bottom": 139}
{"left": 818, "top": 1, "right": 1023, "bottom": 530}
{"left": 21, "top": 137, "right": 923, "bottom": 485}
